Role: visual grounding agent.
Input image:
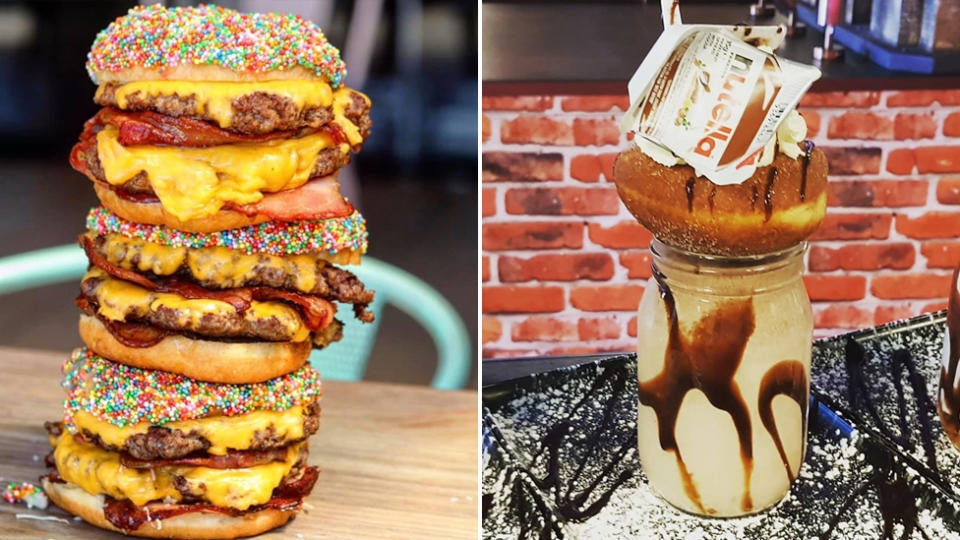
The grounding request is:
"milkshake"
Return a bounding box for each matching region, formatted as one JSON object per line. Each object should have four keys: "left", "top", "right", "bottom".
{"left": 635, "top": 241, "right": 810, "bottom": 515}
{"left": 613, "top": 0, "right": 826, "bottom": 518}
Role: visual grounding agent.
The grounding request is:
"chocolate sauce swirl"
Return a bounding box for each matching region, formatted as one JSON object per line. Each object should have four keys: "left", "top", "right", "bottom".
{"left": 641, "top": 268, "right": 756, "bottom": 513}
{"left": 758, "top": 360, "right": 809, "bottom": 482}
{"left": 640, "top": 266, "right": 811, "bottom": 514}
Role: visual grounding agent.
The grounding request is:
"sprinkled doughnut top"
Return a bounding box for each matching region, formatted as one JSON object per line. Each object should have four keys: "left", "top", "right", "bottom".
{"left": 62, "top": 348, "right": 322, "bottom": 429}
{"left": 86, "top": 206, "right": 367, "bottom": 257}
{"left": 86, "top": 4, "right": 347, "bottom": 86}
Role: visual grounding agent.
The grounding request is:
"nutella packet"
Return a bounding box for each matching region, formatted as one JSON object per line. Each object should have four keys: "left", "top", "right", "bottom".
{"left": 620, "top": 2, "right": 821, "bottom": 185}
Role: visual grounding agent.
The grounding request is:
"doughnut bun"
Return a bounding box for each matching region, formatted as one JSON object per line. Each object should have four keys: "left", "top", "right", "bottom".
{"left": 613, "top": 145, "right": 828, "bottom": 256}
{"left": 79, "top": 315, "right": 310, "bottom": 384}
{"left": 86, "top": 4, "right": 346, "bottom": 87}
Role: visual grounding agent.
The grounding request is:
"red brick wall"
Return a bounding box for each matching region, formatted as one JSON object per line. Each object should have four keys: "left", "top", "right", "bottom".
{"left": 481, "top": 89, "right": 960, "bottom": 358}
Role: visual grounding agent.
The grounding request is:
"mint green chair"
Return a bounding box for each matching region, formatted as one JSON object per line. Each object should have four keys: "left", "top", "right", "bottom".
{"left": 0, "top": 244, "right": 470, "bottom": 389}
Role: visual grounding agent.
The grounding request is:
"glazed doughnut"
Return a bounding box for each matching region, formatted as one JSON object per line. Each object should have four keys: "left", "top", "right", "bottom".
{"left": 613, "top": 144, "right": 828, "bottom": 256}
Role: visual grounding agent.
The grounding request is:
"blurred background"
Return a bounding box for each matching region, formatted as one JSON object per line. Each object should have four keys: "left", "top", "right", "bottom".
{"left": 0, "top": 0, "right": 477, "bottom": 387}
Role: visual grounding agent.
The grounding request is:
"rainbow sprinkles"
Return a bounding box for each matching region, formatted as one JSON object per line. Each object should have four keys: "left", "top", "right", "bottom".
{"left": 86, "top": 4, "right": 347, "bottom": 86}
{"left": 62, "top": 348, "right": 323, "bottom": 430}
{"left": 86, "top": 206, "right": 367, "bottom": 257}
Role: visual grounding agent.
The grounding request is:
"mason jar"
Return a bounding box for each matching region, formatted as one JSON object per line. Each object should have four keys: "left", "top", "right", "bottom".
{"left": 635, "top": 239, "right": 812, "bottom": 517}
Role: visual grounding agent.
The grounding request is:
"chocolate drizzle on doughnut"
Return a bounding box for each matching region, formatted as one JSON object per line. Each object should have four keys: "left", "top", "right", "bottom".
{"left": 685, "top": 177, "right": 695, "bottom": 212}
{"left": 939, "top": 265, "right": 960, "bottom": 446}
{"left": 763, "top": 169, "right": 777, "bottom": 222}
{"left": 757, "top": 360, "right": 808, "bottom": 482}
{"left": 640, "top": 268, "right": 756, "bottom": 513}
{"left": 799, "top": 140, "right": 814, "bottom": 202}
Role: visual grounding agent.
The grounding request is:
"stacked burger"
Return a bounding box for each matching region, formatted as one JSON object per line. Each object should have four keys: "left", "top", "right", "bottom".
{"left": 42, "top": 5, "right": 374, "bottom": 538}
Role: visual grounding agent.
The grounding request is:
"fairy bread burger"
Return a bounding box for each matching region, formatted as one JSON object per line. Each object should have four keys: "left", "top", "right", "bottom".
{"left": 69, "top": 3, "right": 371, "bottom": 233}
{"left": 43, "top": 349, "right": 322, "bottom": 539}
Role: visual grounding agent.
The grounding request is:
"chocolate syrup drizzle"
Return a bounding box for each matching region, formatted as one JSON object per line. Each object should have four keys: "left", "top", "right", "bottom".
{"left": 938, "top": 265, "right": 960, "bottom": 445}
{"left": 639, "top": 268, "right": 810, "bottom": 513}
{"left": 844, "top": 340, "right": 943, "bottom": 482}
{"left": 685, "top": 177, "right": 696, "bottom": 212}
{"left": 799, "top": 140, "right": 814, "bottom": 202}
{"left": 487, "top": 363, "right": 636, "bottom": 537}
{"left": 642, "top": 269, "right": 754, "bottom": 513}
{"left": 822, "top": 438, "right": 933, "bottom": 540}
{"left": 758, "top": 360, "right": 808, "bottom": 482}
{"left": 763, "top": 169, "right": 777, "bottom": 222}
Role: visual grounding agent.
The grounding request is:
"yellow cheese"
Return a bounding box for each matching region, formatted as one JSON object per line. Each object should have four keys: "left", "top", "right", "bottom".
{"left": 53, "top": 432, "right": 303, "bottom": 510}
{"left": 71, "top": 406, "right": 309, "bottom": 457}
{"left": 331, "top": 87, "right": 369, "bottom": 147}
{"left": 84, "top": 267, "right": 310, "bottom": 342}
{"left": 96, "top": 80, "right": 367, "bottom": 146}
{"left": 102, "top": 80, "right": 333, "bottom": 129}
{"left": 96, "top": 125, "right": 336, "bottom": 221}
{"left": 97, "top": 233, "right": 324, "bottom": 293}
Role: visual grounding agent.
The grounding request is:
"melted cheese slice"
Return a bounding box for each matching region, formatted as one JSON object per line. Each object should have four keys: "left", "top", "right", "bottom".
{"left": 96, "top": 125, "right": 342, "bottom": 222}
{"left": 83, "top": 267, "right": 310, "bottom": 342}
{"left": 96, "top": 80, "right": 368, "bottom": 147}
{"left": 97, "top": 233, "right": 320, "bottom": 292}
{"left": 53, "top": 432, "right": 303, "bottom": 510}
{"left": 71, "top": 406, "right": 310, "bottom": 457}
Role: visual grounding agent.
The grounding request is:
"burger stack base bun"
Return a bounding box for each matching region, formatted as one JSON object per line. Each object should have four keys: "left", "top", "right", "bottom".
{"left": 42, "top": 479, "right": 295, "bottom": 540}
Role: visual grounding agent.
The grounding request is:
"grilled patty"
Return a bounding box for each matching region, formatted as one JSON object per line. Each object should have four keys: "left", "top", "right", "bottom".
{"left": 54, "top": 401, "right": 322, "bottom": 461}
{"left": 89, "top": 233, "right": 374, "bottom": 318}
{"left": 95, "top": 83, "right": 372, "bottom": 137}
{"left": 80, "top": 274, "right": 311, "bottom": 342}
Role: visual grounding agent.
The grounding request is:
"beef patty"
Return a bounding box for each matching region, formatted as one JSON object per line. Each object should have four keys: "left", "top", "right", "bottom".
{"left": 88, "top": 233, "right": 374, "bottom": 322}
{"left": 80, "top": 273, "right": 346, "bottom": 343}
{"left": 95, "top": 83, "right": 372, "bottom": 137}
{"left": 52, "top": 401, "right": 321, "bottom": 461}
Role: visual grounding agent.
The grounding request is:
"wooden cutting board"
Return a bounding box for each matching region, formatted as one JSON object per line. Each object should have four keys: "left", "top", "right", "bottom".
{"left": 0, "top": 347, "right": 478, "bottom": 539}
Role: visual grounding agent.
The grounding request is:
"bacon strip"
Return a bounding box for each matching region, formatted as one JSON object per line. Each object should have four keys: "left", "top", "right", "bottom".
{"left": 120, "top": 447, "right": 289, "bottom": 470}
{"left": 77, "top": 295, "right": 170, "bottom": 348}
{"left": 80, "top": 236, "right": 336, "bottom": 332}
{"left": 249, "top": 287, "right": 335, "bottom": 331}
{"left": 80, "top": 235, "right": 156, "bottom": 289}
{"left": 100, "top": 466, "right": 318, "bottom": 532}
{"left": 98, "top": 108, "right": 300, "bottom": 147}
{"left": 225, "top": 175, "right": 354, "bottom": 221}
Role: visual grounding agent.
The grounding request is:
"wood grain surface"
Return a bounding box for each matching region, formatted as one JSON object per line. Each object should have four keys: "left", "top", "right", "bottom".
{"left": 0, "top": 347, "right": 478, "bottom": 539}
